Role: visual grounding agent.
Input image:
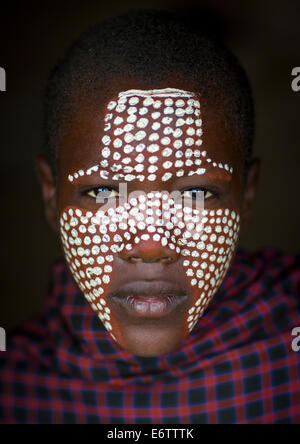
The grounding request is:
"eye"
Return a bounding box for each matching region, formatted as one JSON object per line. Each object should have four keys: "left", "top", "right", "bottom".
{"left": 86, "top": 186, "right": 119, "bottom": 200}
{"left": 181, "top": 187, "right": 214, "bottom": 200}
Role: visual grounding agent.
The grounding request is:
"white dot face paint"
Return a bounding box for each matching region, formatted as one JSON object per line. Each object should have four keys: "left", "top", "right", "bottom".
{"left": 68, "top": 88, "right": 233, "bottom": 183}
{"left": 60, "top": 88, "right": 240, "bottom": 348}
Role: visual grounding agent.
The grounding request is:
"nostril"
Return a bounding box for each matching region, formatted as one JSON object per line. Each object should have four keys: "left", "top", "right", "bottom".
{"left": 118, "top": 239, "right": 180, "bottom": 264}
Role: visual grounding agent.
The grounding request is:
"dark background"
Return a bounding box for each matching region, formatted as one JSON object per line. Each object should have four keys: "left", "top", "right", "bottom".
{"left": 1, "top": 0, "right": 300, "bottom": 329}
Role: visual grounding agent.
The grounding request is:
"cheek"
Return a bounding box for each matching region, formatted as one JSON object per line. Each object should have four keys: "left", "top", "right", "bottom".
{"left": 59, "top": 197, "right": 240, "bottom": 347}
{"left": 60, "top": 208, "right": 115, "bottom": 337}
{"left": 181, "top": 208, "right": 240, "bottom": 331}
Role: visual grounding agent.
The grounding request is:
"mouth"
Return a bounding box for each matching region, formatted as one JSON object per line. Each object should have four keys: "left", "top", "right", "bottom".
{"left": 108, "top": 280, "right": 189, "bottom": 318}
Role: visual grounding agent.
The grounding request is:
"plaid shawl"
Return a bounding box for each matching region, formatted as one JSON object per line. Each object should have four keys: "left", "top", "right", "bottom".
{"left": 0, "top": 248, "right": 300, "bottom": 424}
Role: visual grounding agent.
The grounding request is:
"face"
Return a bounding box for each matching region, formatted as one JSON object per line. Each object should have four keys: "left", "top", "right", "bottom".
{"left": 37, "top": 77, "right": 260, "bottom": 357}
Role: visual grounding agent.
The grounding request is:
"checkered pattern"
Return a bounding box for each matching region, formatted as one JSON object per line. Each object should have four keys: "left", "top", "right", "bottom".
{"left": 0, "top": 248, "right": 300, "bottom": 424}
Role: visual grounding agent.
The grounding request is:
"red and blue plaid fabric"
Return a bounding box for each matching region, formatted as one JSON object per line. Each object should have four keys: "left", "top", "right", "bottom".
{"left": 0, "top": 248, "right": 300, "bottom": 424}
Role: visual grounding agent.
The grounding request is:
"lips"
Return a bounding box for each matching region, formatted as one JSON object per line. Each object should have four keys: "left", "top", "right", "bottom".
{"left": 108, "top": 280, "right": 189, "bottom": 318}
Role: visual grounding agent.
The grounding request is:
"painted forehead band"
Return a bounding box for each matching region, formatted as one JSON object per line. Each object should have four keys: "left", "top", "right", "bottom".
{"left": 68, "top": 88, "right": 233, "bottom": 183}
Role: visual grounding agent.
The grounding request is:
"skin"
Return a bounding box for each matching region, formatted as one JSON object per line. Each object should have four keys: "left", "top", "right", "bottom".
{"left": 36, "top": 76, "right": 260, "bottom": 357}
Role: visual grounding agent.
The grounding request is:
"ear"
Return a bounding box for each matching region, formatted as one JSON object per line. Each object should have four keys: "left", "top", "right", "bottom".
{"left": 35, "top": 154, "right": 58, "bottom": 232}
{"left": 240, "top": 157, "right": 261, "bottom": 234}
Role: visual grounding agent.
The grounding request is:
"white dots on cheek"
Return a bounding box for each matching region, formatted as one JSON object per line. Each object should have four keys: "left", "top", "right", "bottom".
{"left": 63, "top": 89, "right": 240, "bottom": 341}
{"left": 59, "top": 208, "right": 119, "bottom": 338}
{"left": 180, "top": 208, "right": 240, "bottom": 332}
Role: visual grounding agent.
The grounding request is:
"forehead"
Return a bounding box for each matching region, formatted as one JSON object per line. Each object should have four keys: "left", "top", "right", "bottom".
{"left": 104, "top": 88, "right": 202, "bottom": 155}
{"left": 59, "top": 87, "right": 239, "bottom": 184}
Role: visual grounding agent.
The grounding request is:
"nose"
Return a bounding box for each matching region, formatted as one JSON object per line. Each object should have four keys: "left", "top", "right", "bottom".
{"left": 118, "top": 239, "right": 180, "bottom": 264}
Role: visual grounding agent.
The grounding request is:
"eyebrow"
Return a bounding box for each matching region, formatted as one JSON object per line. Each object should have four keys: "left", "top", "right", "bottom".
{"left": 196, "top": 166, "right": 233, "bottom": 185}
{"left": 67, "top": 161, "right": 102, "bottom": 182}
{"left": 67, "top": 158, "right": 233, "bottom": 184}
{"left": 203, "top": 163, "right": 233, "bottom": 181}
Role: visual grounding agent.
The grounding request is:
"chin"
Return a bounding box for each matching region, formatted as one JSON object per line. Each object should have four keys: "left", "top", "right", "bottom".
{"left": 116, "top": 326, "right": 185, "bottom": 357}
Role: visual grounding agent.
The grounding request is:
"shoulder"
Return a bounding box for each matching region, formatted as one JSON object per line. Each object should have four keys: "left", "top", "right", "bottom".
{"left": 0, "top": 315, "right": 55, "bottom": 380}
{"left": 232, "top": 247, "right": 300, "bottom": 296}
{"left": 211, "top": 247, "right": 300, "bottom": 337}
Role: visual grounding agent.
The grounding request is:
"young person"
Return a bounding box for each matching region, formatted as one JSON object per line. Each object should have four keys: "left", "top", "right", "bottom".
{"left": 0, "top": 10, "right": 299, "bottom": 424}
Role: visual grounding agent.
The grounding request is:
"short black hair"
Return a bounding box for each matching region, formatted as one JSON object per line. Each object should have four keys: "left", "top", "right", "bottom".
{"left": 44, "top": 9, "right": 255, "bottom": 175}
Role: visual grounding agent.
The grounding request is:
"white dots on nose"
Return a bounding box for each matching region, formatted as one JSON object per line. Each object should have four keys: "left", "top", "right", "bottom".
{"left": 61, "top": 195, "right": 240, "bottom": 339}
{"left": 63, "top": 88, "right": 240, "bottom": 340}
